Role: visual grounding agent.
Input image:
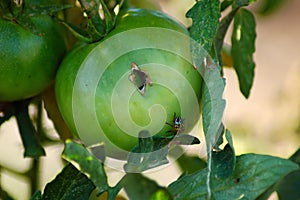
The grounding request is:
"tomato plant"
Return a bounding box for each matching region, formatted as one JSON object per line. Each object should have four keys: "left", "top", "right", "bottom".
{"left": 55, "top": 8, "right": 202, "bottom": 158}
{"left": 0, "top": 0, "right": 299, "bottom": 200}
{"left": 0, "top": 1, "right": 67, "bottom": 102}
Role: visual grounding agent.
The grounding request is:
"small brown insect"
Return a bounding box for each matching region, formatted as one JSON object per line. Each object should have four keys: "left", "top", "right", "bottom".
{"left": 128, "top": 62, "right": 152, "bottom": 95}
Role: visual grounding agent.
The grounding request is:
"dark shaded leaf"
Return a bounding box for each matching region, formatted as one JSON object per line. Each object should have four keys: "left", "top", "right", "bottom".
{"left": 42, "top": 164, "right": 95, "bottom": 200}
{"left": 168, "top": 154, "right": 298, "bottom": 199}
{"left": 233, "top": 0, "right": 254, "bottom": 8}
{"left": 231, "top": 8, "right": 256, "bottom": 98}
{"left": 257, "top": 148, "right": 300, "bottom": 200}
{"left": 62, "top": 140, "right": 108, "bottom": 194}
{"left": 221, "top": 0, "right": 233, "bottom": 12}
{"left": 24, "top": 3, "right": 72, "bottom": 16}
{"left": 212, "top": 144, "right": 235, "bottom": 179}
{"left": 215, "top": 7, "right": 239, "bottom": 66}
{"left": 0, "top": 103, "right": 14, "bottom": 126}
{"left": 289, "top": 148, "right": 300, "bottom": 166}
{"left": 122, "top": 173, "right": 172, "bottom": 200}
{"left": 0, "top": 0, "right": 13, "bottom": 17}
{"left": 174, "top": 147, "right": 207, "bottom": 174}
{"left": 211, "top": 130, "right": 236, "bottom": 179}
{"left": 276, "top": 169, "right": 300, "bottom": 200}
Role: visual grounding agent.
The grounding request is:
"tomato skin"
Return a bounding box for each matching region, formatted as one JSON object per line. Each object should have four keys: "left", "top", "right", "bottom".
{"left": 55, "top": 8, "right": 202, "bottom": 158}
{"left": 0, "top": 14, "right": 67, "bottom": 102}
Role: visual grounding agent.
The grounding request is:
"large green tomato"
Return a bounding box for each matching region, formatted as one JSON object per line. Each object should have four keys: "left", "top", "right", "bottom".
{"left": 0, "top": 14, "right": 67, "bottom": 102}
{"left": 55, "top": 8, "right": 202, "bottom": 159}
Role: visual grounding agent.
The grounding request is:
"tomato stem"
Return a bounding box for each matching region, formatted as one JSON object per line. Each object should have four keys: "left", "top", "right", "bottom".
{"left": 13, "top": 100, "right": 45, "bottom": 158}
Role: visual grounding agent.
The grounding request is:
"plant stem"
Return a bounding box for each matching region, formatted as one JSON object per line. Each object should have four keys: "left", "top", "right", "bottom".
{"left": 29, "top": 158, "right": 40, "bottom": 196}
{"left": 13, "top": 100, "right": 45, "bottom": 158}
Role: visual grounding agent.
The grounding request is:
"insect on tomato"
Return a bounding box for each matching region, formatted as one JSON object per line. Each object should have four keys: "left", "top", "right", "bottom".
{"left": 166, "top": 112, "right": 184, "bottom": 134}
{"left": 128, "top": 62, "right": 153, "bottom": 96}
{"left": 55, "top": 8, "right": 202, "bottom": 159}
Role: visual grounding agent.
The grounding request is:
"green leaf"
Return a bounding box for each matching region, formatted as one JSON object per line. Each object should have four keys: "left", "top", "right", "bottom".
{"left": 200, "top": 57, "right": 226, "bottom": 198}
{"left": 221, "top": 0, "right": 233, "bottom": 12}
{"left": 212, "top": 145, "right": 235, "bottom": 179}
{"left": 201, "top": 63, "right": 226, "bottom": 148}
{"left": 0, "top": 103, "right": 14, "bottom": 126}
{"left": 122, "top": 173, "right": 173, "bottom": 200}
{"left": 212, "top": 123, "right": 225, "bottom": 150}
{"left": 24, "top": 3, "right": 72, "bottom": 16}
{"left": 78, "top": 0, "right": 106, "bottom": 40}
{"left": 276, "top": 169, "right": 300, "bottom": 200}
{"left": 233, "top": 0, "right": 254, "bottom": 8}
{"left": 168, "top": 154, "right": 298, "bottom": 199}
{"left": 77, "top": 0, "right": 118, "bottom": 42}
{"left": 289, "top": 148, "right": 300, "bottom": 166}
{"left": 124, "top": 131, "right": 200, "bottom": 172}
{"left": 257, "top": 148, "right": 300, "bottom": 200}
{"left": 170, "top": 134, "right": 201, "bottom": 145}
{"left": 186, "top": 0, "right": 220, "bottom": 68}
{"left": 214, "top": 7, "right": 239, "bottom": 66}
{"left": 174, "top": 147, "right": 207, "bottom": 174}
{"left": 42, "top": 164, "right": 95, "bottom": 200}
{"left": 231, "top": 8, "right": 256, "bottom": 98}
{"left": 62, "top": 140, "right": 108, "bottom": 194}
{"left": 124, "top": 130, "right": 169, "bottom": 173}
{"left": 211, "top": 129, "right": 236, "bottom": 179}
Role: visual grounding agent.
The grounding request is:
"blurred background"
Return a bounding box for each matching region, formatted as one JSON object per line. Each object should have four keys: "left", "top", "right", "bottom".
{"left": 0, "top": 0, "right": 299, "bottom": 199}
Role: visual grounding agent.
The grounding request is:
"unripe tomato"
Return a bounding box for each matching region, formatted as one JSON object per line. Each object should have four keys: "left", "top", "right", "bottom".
{"left": 55, "top": 8, "right": 202, "bottom": 159}
{"left": 0, "top": 14, "right": 67, "bottom": 101}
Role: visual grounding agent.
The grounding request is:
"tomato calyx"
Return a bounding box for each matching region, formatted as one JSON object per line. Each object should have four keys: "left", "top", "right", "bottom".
{"left": 59, "top": 0, "right": 123, "bottom": 43}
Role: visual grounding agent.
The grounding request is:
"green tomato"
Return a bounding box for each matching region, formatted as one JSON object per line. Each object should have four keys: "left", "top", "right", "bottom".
{"left": 55, "top": 8, "right": 202, "bottom": 159}
{"left": 0, "top": 14, "right": 67, "bottom": 102}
